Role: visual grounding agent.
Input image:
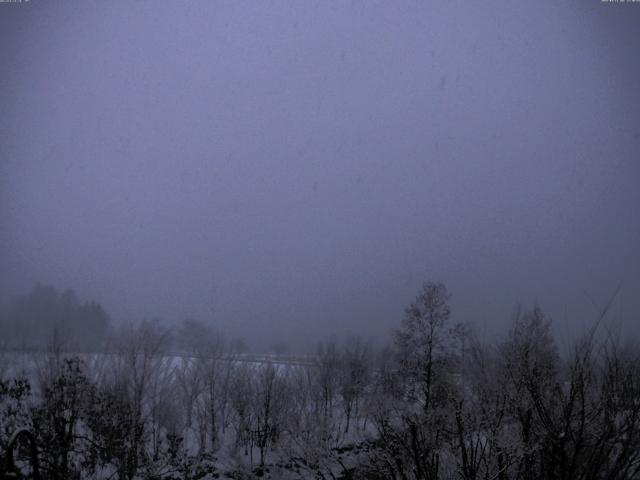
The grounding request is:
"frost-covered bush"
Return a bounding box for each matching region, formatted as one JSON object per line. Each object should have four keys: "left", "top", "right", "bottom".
{"left": 0, "top": 377, "right": 32, "bottom": 458}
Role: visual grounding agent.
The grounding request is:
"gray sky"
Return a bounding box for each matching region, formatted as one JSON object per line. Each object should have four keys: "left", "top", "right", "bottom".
{"left": 1, "top": 1, "right": 639, "bottom": 351}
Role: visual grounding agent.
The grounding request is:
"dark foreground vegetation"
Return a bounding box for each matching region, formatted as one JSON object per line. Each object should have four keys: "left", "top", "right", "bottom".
{"left": 1, "top": 282, "right": 639, "bottom": 479}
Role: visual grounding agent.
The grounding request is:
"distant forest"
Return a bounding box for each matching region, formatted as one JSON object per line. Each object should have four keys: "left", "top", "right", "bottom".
{"left": 0, "top": 285, "right": 249, "bottom": 355}
{"left": 0, "top": 284, "right": 110, "bottom": 351}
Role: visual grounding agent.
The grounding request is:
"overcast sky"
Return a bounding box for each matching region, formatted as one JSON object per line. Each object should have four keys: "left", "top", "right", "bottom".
{"left": 1, "top": 1, "right": 639, "bottom": 351}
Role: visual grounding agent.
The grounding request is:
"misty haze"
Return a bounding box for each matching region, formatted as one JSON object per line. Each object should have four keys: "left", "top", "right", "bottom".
{"left": 1, "top": 1, "right": 639, "bottom": 479}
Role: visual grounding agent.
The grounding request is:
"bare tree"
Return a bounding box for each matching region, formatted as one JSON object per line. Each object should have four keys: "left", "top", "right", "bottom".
{"left": 317, "top": 339, "right": 340, "bottom": 425}
{"left": 228, "top": 362, "right": 254, "bottom": 457}
{"left": 251, "top": 363, "right": 289, "bottom": 467}
{"left": 338, "top": 336, "right": 371, "bottom": 433}
{"left": 500, "top": 305, "right": 560, "bottom": 480}
{"left": 193, "top": 328, "right": 228, "bottom": 453}
{"left": 451, "top": 330, "right": 519, "bottom": 480}
{"left": 102, "top": 319, "right": 173, "bottom": 480}
{"left": 394, "top": 282, "right": 453, "bottom": 414}
{"left": 368, "top": 282, "right": 458, "bottom": 480}
{"left": 174, "top": 356, "right": 202, "bottom": 434}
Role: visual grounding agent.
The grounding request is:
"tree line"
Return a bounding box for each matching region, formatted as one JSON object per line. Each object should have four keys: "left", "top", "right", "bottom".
{"left": 0, "top": 284, "right": 110, "bottom": 352}
{"left": 1, "top": 282, "right": 639, "bottom": 479}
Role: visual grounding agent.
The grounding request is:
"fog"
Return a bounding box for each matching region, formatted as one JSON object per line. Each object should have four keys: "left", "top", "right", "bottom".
{"left": 1, "top": 1, "right": 639, "bottom": 352}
